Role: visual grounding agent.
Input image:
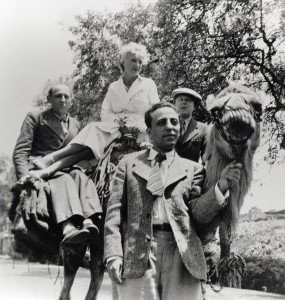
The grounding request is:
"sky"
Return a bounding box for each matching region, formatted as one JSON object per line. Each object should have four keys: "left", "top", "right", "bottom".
{"left": 0, "top": 0, "right": 284, "bottom": 213}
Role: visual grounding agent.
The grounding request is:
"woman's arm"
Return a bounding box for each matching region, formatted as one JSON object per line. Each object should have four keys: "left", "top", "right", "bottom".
{"left": 148, "top": 79, "right": 160, "bottom": 105}
{"left": 101, "top": 88, "right": 119, "bottom": 122}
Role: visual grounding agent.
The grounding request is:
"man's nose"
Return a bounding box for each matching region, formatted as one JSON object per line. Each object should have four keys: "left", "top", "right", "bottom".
{"left": 165, "top": 120, "right": 174, "bottom": 129}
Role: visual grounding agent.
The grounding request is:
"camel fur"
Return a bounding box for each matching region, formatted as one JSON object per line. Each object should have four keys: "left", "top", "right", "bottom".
{"left": 201, "top": 83, "right": 265, "bottom": 288}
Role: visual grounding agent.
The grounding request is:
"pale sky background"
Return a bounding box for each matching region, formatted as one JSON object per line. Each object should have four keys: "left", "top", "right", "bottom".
{"left": 0, "top": 0, "right": 283, "bottom": 213}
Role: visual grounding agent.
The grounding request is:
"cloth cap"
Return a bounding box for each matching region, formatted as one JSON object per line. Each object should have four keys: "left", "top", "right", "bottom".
{"left": 172, "top": 88, "right": 202, "bottom": 103}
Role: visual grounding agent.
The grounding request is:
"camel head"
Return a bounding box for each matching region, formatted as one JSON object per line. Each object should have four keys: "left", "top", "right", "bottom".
{"left": 206, "top": 84, "right": 264, "bottom": 162}
{"left": 204, "top": 83, "right": 265, "bottom": 230}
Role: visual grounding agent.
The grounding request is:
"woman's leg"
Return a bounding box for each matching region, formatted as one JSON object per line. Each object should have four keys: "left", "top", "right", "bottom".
{"left": 30, "top": 148, "right": 94, "bottom": 179}
{"left": 34, "top": 144, "right": 86, "bottom": 169}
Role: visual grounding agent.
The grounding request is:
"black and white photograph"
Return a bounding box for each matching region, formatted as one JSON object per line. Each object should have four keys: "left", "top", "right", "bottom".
{"left": 0, "top": 0, "right": 284, "bottom": 299}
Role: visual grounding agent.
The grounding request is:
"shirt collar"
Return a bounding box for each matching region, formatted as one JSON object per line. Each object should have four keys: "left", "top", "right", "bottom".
{"left": 182, "top": 116, "right": 192, "bottom": 127}
{"left": 148, "top": 148, "right": 175, "bottom": 166}
{"left": 51, "top": 110, "right": 69, "bottom": 122}
{"left": 120, "top": 74, "right": 142, "bottom": 83}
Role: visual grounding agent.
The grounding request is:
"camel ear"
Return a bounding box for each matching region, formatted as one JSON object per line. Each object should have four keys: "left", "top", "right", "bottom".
{"left": 255, "top": 90, "right": 270, "bottom": 107}
{"left": 205, "top": 94, "right": 216, "bottom": 111}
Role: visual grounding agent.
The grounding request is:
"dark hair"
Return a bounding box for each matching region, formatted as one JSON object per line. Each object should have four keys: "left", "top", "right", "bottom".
{"left": 145, "top": 101, "right": 178, "bottom": 128}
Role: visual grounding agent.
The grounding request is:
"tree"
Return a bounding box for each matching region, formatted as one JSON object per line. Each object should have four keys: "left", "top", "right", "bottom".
{"left": 152, "top": 0, "right": 285, "bottom": 161}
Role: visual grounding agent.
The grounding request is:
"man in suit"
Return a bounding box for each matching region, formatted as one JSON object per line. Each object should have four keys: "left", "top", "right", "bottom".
{"left": 104, "top": 101, "right": 242, "bottom": 300}
{"left": 13, "top": 84, "right": 102, "bottom": 246}
{"left": 173, "top": 87, "right": 208, "bottom": 163}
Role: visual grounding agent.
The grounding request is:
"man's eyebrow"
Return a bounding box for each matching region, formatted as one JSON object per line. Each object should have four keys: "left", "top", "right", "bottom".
{"left": 156, "top": 117, "right": 178, "bottom": 122}
{"left": 55, "top": 92, "right": 70, "bottom": 96}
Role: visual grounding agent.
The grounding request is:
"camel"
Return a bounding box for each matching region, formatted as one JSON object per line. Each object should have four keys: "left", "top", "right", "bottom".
{"left": 199, "top": 83, "right": 265, "bottom": 288}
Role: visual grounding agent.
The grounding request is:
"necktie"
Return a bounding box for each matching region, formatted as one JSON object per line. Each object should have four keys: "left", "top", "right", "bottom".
{"left": 60, "top": 116, "right": 69, "bottom": 134}
{"left": 179, "top": 121, "right": 186, "bottom": 141}
{"left": 147, "top": 153, "right": 167, "bottom": 196}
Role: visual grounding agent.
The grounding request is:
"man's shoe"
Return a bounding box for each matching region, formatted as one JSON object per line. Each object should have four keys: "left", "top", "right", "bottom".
{"left": 61, "top": 227, "right": 90, "bottom": 247}
{"left": 83, "top": 223, "right": 99, "bottom": 240}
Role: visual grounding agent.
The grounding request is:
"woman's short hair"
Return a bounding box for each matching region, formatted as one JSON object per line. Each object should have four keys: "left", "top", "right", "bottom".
{"left": 119, "top": 42, "right": 150, "bottom": 73}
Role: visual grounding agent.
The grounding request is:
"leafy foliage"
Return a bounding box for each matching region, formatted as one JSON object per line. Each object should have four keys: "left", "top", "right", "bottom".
{"left": 152, "top": 0, "right": 285, "bottom": 157}
{"left": 234, "top": 218, "right": 285, "bottom": 294}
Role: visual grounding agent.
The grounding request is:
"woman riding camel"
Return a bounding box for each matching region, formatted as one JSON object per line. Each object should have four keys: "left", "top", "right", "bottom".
{"left": 30, "top": 42, "right": 160, "bottom": 179}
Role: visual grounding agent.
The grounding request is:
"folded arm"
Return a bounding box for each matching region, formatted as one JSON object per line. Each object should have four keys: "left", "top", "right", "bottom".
{"left": 13, "top": 112, "right": 38, "bottom": 180}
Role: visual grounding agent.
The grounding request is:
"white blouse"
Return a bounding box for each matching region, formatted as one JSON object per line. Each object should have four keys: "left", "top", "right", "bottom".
{"left": 100, "top": 75, "right": 160, "bottom": 133}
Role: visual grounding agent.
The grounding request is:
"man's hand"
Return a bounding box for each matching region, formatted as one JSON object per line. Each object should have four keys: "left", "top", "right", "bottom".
{"left": 219, "top": 161, "right": 242, "bottom": 193}
{"left": 107, "top": 258, "right": 123, "bottom": 285}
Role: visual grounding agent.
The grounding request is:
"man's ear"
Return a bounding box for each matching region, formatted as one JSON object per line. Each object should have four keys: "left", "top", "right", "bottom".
{"left": 146, "top": 127, "right": 151, "bottom": 137}
{"left": 146, "top": 127, "right": 153, "bottom": 143}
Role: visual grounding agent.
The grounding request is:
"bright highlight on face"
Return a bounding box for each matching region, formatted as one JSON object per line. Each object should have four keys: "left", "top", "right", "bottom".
{"left": 175, "top": 94, "right": 195, "bottom": 119}
{"left": 119, "top": 42, "right": 149, "bottom": 73}
{"left": 122, "top": 52, "right": 143, "bottom": 77}
{"left": 49, "top": 84, "right": 72, "bottom": 116}
{"left": 147, "top": 107, "right": 180, "bottom": 153}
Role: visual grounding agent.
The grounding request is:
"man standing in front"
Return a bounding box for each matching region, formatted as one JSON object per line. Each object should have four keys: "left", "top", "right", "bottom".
{"left": 173, "top": 88, "right": 208, "bottom": 163}
{"left": 104, "top": 102, "right": 242, "bottom": 300}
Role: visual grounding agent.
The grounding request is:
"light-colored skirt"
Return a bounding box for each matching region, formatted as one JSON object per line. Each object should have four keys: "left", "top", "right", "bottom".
{"left": 71, "top": 121, "right": 148, "bottom": 161}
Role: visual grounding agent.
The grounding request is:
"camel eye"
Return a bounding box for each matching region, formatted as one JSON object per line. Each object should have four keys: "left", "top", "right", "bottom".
{"left": 210, "top": 107, "right": 222, "bottom": 121}
{"left": 251, "top": 102, "right": 262, "bottom": 114}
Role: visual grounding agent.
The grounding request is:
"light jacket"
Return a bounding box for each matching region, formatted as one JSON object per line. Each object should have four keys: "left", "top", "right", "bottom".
{"left": 104, "top": 149, "right": 225, "bottom": 281}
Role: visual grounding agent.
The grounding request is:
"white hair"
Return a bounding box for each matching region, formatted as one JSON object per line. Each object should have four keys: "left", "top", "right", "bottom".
{"left": 118, "top": 42, "right": 150, "bottom": 73}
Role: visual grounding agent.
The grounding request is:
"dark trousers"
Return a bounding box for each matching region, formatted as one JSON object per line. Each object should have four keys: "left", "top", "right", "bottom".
{"left": 48, "top": 169, "right": 102, "bottom": 224}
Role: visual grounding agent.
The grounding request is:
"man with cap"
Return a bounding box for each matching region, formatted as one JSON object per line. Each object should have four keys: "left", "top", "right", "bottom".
{"left": 173, "top": 87, "right": 208, "bottom": 163}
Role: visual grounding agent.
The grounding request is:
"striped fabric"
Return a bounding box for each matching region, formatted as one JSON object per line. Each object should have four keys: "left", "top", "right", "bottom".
{"left": 146, "top": 153, "right": 166, "bottom": 196}
{"left": 179, "top": 120, "right": 186, "bottom": 141}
